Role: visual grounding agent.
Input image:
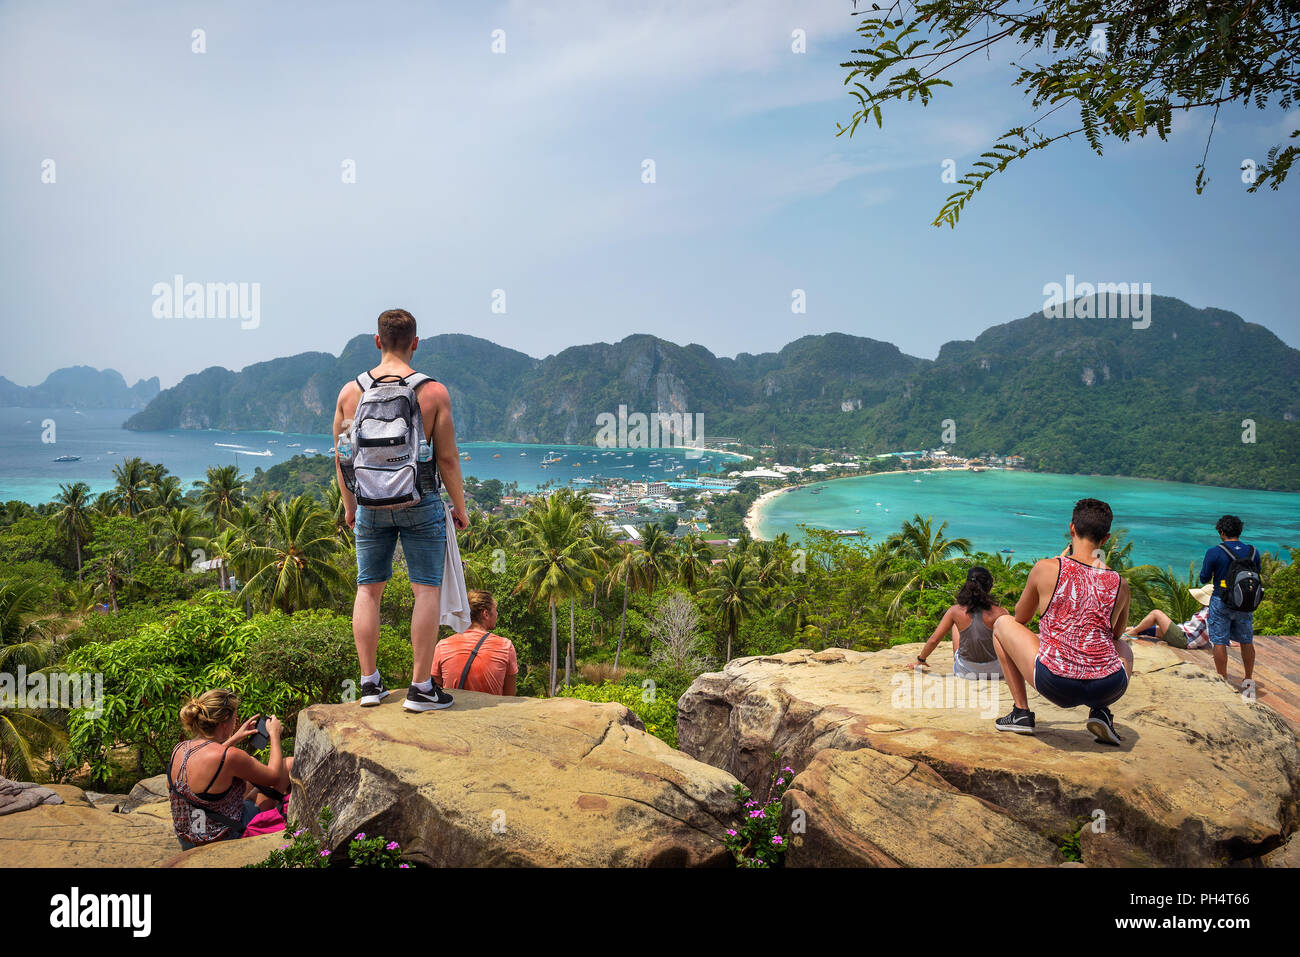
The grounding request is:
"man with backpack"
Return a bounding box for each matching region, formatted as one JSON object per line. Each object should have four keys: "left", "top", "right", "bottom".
{"left": 333, "top": 308, "right": 470, "bottom": 713}
{"left": 1199, "top": 514, "right": 1263, "bottom": 693}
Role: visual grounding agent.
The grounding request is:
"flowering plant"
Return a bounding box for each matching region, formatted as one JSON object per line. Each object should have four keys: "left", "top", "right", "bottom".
{"left": 723, "top": 752, "right": 793, "bottom": 868}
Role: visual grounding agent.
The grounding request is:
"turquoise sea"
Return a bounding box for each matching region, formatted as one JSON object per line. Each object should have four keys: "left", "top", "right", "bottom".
{"left": 754, "top": 469, "right": 1300, "bottom": 570}
{"left": 0, "top": 408, "right": 745, "bottom": 505}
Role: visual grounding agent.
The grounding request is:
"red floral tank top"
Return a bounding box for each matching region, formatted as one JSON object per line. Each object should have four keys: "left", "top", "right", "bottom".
{"left": 1037, "top": 557, "right": 1123, "bottom": 680}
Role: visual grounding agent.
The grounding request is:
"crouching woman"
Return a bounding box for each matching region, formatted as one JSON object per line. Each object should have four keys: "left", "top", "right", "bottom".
{"left": 167, "top": 689, "right": 292, "bottom": 850}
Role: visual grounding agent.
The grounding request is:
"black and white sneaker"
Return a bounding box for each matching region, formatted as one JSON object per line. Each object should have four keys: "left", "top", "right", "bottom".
{"left": 1086, "top": 706, "right": 1122, "bottom": 746}
{"left": 403, "top": 682, "right": 454, "bottom": 713}
{"left": 995, "top": 707, "right": 1035, "bottom": 735}
{"left": 359, "top": 677, "right": 390, "bottom": 707}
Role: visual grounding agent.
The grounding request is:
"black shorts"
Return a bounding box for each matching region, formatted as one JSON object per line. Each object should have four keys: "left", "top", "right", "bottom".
{"left": 1033, "top": 660, "right": 1128, "bottom": 710}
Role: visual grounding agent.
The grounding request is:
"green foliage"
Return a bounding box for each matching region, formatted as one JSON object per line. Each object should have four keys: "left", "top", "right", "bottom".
{"left": 839, "top": 2, "right": 1300, "bottom": 226}
{"left": 724, "top": 753, "right": 793, "bottom": 868}
{"left": 244, "top": 609, "right": 410, "bottom": 725}
{"left": 1256, "top": 548, "right": 1300, "bottom": 635}
{"left": 558, "top": 680, "right": 678, "bottom": 748}
{"left": 247, "top": 807, "right": 333, "bottom": 869}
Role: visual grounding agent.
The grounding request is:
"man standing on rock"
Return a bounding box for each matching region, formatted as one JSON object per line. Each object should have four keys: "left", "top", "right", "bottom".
{"left": 1200, "top": 514, "right": 1263, "bottom": 694}
{"left": 333, "top": 308, "right": 470, "bottom": 713}
{"left": 989, "top": 498, "right": 1133, "bottom": 745}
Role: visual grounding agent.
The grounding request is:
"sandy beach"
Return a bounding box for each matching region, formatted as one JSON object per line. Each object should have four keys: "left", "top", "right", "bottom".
{"left": 743, "top": 466, "right": 981, "bottom": 540}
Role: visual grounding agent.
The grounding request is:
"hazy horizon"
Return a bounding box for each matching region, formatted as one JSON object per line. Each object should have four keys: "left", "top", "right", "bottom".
{"left": 4, "top": 1, "right": 1298, "bottom": 389}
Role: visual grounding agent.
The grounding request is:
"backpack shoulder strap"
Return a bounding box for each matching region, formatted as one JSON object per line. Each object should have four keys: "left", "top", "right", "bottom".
{"left": 355, "top": 371, "right": 375, "bottom": 391}
{"left": 457, "top": 632, "right": 493, "bottom": 690}
{"left": 406, "top": 372, "right": 433, "bottom": 392}
{"left": 1218, "top": 542, "right": 1237, "bottom": 562}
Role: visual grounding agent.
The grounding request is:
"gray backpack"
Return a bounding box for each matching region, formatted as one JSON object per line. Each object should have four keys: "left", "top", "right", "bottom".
{"left": 341, "top": 371, "right": 439, "bottom": 510}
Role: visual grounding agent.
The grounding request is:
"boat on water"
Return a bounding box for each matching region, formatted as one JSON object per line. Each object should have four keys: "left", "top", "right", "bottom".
{"left": 493, "top": 453, "right": 501, "bottom": 458}
{"left": 288, "top": 443, "right": 301, "bottom": 448}
{"left": 541, "top": 451, "right": 562, "bottom": 464}
{"left": 834, "top": 529, "right": 863, "bottom": 537}
{"left": 520, "top": 452, "right": 527, "bottom": 456}
{"left": 53, "top": 454, "right": 81, "bottom": 462}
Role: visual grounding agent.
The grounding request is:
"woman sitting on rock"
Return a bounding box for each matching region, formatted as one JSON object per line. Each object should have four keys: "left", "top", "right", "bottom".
{"left": 1122, "top": 584, "right": 1212, "bottom": 649}
{"left": 167, "top": 689, "right": 292, "bottom": 850}
{"left": 908, "top": 566, "right": 1009, "bottom": 679}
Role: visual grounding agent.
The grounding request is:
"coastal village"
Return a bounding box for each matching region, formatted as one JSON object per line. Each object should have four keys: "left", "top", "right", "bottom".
{"left": 471, "top": 445, "right": 1029, "bottom": 543}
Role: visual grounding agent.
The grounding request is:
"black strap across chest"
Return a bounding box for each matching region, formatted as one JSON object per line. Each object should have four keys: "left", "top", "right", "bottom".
{"left": 458, "top": 632, "right": 494, "bottom": 689}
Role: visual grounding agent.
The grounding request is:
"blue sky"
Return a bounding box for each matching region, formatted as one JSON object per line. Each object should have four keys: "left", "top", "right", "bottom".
{"left": 2, "top": 0, "right": 1297, "bottom": 388}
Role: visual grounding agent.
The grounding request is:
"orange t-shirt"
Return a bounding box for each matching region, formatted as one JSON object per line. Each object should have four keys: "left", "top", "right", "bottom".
{"left": 431, "top": 631, "right": 518, "bottom": 695}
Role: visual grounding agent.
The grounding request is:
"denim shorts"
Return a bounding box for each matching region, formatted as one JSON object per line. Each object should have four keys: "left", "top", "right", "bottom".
{"left": 1207, "top": 595, "right": 1253, "bottom": 646}
{"left": 355, "top": 496, "right": 446, "bottom": 587}
{"left": 1033, "top": 659, "right": 1128, "bottom": 710}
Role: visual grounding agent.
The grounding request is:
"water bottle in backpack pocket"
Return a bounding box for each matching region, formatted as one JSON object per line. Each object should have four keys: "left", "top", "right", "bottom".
{"left": 341, "top": 371, "right": 439, "bottom": 510}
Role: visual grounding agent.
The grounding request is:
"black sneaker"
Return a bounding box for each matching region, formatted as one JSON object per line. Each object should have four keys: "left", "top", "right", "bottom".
{"left": 1086, "top": 706, "right": 1122, "bottom": 745}
{"left": 995, "top": 707, "right": 1035, "bottom": 735}
{"left": 359, "top": 677, "right": 389, "bottom": 707}
{"left": 403, "top": 681, "right": 454, "bottom": 713}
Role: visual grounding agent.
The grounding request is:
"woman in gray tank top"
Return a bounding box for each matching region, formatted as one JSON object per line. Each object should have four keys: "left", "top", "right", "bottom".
{"left": 908, "top": 567, "right": 1008, "bottom": 679}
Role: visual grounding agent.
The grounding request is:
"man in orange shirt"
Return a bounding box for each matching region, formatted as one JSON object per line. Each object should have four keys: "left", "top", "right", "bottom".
{"left": 431, "top": 590, "right": 518, "bottom": 696}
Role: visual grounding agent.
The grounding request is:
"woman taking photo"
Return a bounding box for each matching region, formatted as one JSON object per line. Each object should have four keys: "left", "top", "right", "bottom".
{"left": 908, "top": 566, "right": 1009, "bottom": 678}
{"left": 166, "top": 689, "right": 292, "bottom": 850}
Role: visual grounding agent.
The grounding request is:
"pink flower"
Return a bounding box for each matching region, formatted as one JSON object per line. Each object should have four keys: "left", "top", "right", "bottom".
{"left": 355, "top": 832, "right": 366, "bottom": 840}
{"left": 386, "top": 841, "right": 399, "bottom": 851}
{"left": 400, "top": 863, "right": 410, "bottom": 869}
{"left": 320, "top": 850, "right": 331, "bottom": 857}
{"left": 726, "top": 828, "right": 737, "bottom": 836}
{"left": 772, "top": 835, "right": 784, "bottom": 845}
{"left": 776, "top": 777, "right": 785, "bottom": 786}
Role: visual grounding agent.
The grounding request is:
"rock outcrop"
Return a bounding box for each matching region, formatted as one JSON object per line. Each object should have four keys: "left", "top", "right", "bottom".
{"left": 0, "top": 784, "right": 180, "bottom": 867}
{"left": 678, "top": 641, "right": 1300, "bottom": 867}
{"left": 290, "top": 690, "right": 742, "bottom": 867}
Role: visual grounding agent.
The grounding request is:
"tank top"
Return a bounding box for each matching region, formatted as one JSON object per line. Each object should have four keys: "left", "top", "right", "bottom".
{"left": 1037, "top": 557, "right": 1123, "bottom": 680}
{"left": 956, "top": 611, "right": 997, "bottom": 665}
{"left": 167, "top": 740, "right": 246, "bottom": 845}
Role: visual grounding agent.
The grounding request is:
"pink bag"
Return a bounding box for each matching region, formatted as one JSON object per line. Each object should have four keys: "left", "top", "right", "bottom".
{"left": 243, "top": 795, "right": 289, "bottom": 837}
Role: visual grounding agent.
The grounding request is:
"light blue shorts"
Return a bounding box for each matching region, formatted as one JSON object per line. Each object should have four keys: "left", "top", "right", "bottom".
{"left": 1207, "top": 595, "right": 1253, "bottom": 646}
{"left": 355, "top": 497, "right": 446, "bottom": 587}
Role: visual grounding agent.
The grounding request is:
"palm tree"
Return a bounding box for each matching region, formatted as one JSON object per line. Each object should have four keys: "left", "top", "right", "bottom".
{"left": 145, "top": 475, "right": 185, "bottom": 517}
{"left": 53, "top": 482, "right": 95, "bottom": 579}
{"left": 323, "top": 478, "right": 353, "bottom": 549}
{"left": 236, "top": 495, "right": 349, "bottom": 612}
{"left": 675, "top": 534, "right": 713, "bottom": 590}
{"left": 194, "top": 465, "right": 246, "bottom": 528}
{"left": 606, "top": 541, "right": 646, "bottom": 671}
{"left": 0, "top": 581, "right": 64, "bottom": 670}
{"left": 111, "top": 458, "right": 151, "bottom": 517}
{"left": 153, "top": 506, "right": 206, "bottom": 571}
{"left": 637, "top": 523, "right": 677, "bottom": 594}
{"left": 699, "top": 552, "right": 761, "bottom": 662}
{"left": 881, "top": 514, "right": 971, "bottom": 619}
{"left": 513, "top": 497, "right": 595, "bottom": 695}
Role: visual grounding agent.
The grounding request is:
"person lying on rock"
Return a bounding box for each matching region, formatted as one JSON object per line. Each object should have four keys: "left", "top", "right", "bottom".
{"left": 990, "top": 498, "right": 1133, "bottom": 745}
{"left": 167, "top": 689, "right": 293, "bottom": 850}
{"left": 432, "top": 589, "right": 519, "bottom": 695}
{"left": 1123, "top": 584, "right": 1213, "bottom": 649}
{"left": 908, "top": 566, "right": 1009, "bottom": 679}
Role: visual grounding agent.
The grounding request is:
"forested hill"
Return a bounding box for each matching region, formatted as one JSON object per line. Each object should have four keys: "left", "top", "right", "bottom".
{"left": 122, "top": 296, "right": 1300, "bottom": 490}
{"left": 0, "top": 366, "right": 160, "bottom": 409}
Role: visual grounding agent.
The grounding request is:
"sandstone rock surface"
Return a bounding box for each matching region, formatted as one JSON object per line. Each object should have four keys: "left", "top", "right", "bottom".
{"left": 291, "top": 690, "right": 742, "bottom": 867}
{"left": 0, "top": 784, "right": 179, "bottom": 867}
{"left": 679, "top": 641, "right": 1300, "bottom": 867}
